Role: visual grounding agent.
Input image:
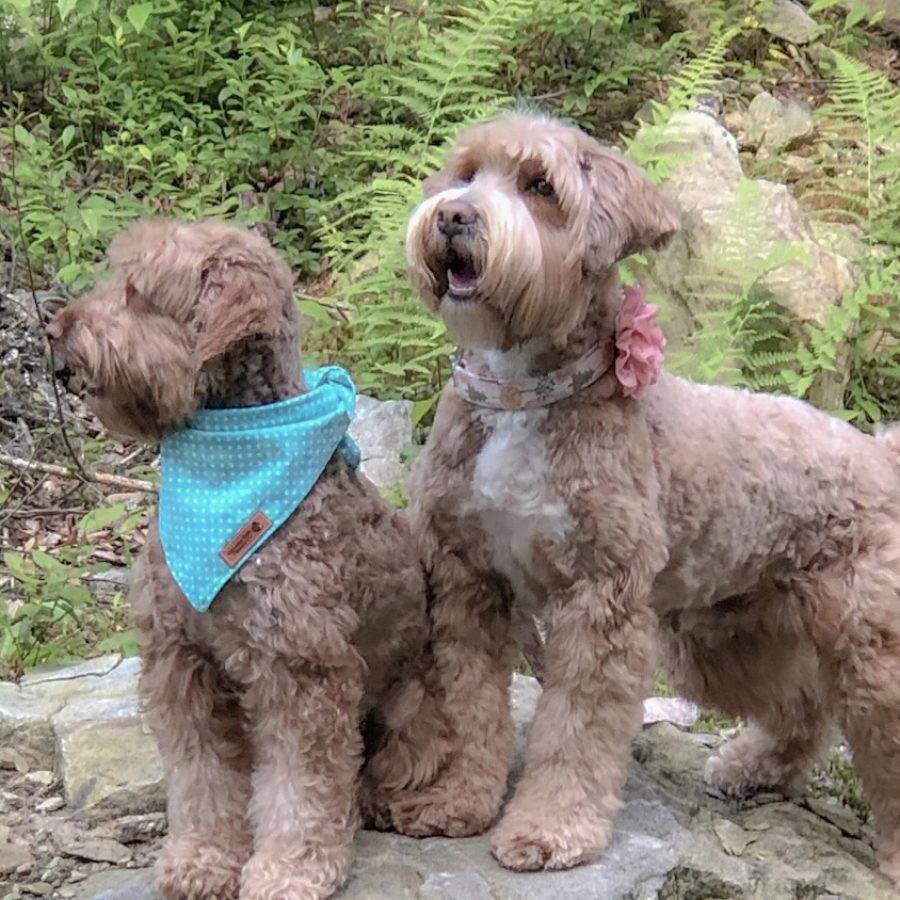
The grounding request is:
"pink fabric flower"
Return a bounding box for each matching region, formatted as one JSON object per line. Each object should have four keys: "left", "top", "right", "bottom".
{"left": 614, "top": 284, "right": 666, "bottom": 399}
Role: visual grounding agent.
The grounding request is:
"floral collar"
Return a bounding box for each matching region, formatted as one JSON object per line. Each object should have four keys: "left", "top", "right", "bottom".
{"left": 452, "top": 284, "right": 666, "bottom": 411}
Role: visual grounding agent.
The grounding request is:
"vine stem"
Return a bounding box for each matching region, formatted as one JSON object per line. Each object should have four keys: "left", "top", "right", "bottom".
{"left": 6, "top": 110, "right": 90, "bottom": 481}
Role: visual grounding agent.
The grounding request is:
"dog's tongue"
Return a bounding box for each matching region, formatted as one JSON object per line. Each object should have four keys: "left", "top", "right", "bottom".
{"left": 448, "top": 270, "right": 478, "bottom": 295}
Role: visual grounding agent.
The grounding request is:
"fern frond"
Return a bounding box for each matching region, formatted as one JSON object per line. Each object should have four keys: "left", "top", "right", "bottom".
{"left": 316, "top": 0, "right": 532, "bottom": 402}
{"left": 806, "top": 51, "right": 900, "bottom": 242}
{"left": 663, "top": 28, "right": 739, "bottom": 117}
{"left": 624, "top": 29, "right": 736, "bottom": 182}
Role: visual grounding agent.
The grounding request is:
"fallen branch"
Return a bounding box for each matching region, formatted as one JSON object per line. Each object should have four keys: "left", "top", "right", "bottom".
{"left": 0, "top": 453, "right": 156, "bottom": 493}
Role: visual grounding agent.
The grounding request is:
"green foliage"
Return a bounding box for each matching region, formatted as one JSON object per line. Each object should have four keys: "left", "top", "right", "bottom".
{"left": 793, "top": 51, "right": 900, "bottom": 424}
{"left": 1, "top": 0, "right": 332, "bottom": 288}
{"left": 1, "top": 534, "right": 135, "bottom": 680}
{"left": 631, "top": 35, "right": 900, "bottom": 428}
{"left": 666, "top": 178, "right": 808, "bottom": 392}
{"left": 313, "top": 0, "right": 533, "bottom": 411}
{"left": 810, "top": 746, "right": 871, "bottom": 821}
{"left": 627, "top": 28, "right": 738, "bottom": 180}
{"left": 504, "top": 0, "right": 685, "bottom": 123}
{"left": 806, "top": 50, "right": 900, "bottom": 245}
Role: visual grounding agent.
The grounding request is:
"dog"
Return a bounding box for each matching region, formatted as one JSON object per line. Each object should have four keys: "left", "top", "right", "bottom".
{"left": 365, "top": 112, "right": 900, "bottom": 885}
{"left": 46, "top": 219, "right": 431, "bottom": 900}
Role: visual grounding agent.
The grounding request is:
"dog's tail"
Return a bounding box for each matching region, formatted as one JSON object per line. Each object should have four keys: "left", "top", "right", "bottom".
{"left": 876, "top": 422, "right": 900, "bottom": 464}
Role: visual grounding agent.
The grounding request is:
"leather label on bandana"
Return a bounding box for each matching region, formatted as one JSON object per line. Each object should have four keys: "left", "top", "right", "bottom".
{"left": 219, "top": 511, "right": 272, "bottom": 567}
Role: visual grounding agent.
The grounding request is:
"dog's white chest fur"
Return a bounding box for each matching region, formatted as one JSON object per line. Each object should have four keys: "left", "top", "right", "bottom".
{"left": 466, "top": 406, "right": 574, "bottom": 616}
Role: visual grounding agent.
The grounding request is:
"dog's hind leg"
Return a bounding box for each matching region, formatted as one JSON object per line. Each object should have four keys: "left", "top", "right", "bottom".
{"left": 374, "top": 545, "right": 518, "bottom": 839}
{"left": 660, "top": 599, "right": 832, "bottom": 799}
{"left": 801, "top": 526, "right": 900, "bottom": 886}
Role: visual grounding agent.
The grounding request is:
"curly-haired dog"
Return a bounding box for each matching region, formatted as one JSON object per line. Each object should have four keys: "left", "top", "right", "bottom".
{"left": 46, "top": 220, "right": 431, "bottom": 900}
{"left": 367, "top": 113, "right": 900, "bottom": 884}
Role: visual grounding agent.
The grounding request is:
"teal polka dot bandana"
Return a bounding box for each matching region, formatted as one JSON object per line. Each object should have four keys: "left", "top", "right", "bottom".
{"left": 158, "top": 365, "right": 361, "bottom": 612}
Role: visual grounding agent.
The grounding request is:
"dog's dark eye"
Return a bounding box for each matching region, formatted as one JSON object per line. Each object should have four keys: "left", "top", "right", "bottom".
{"left": 459, "top": 168, "right": 476, "bottom": 185}
{"left": 528, "top": 177, "right": 555, "bottom": 198}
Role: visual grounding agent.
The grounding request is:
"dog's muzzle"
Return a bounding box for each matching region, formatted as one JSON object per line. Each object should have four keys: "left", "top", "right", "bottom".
{"left": 434, "top": 199, "right": 481, "bottom": 301}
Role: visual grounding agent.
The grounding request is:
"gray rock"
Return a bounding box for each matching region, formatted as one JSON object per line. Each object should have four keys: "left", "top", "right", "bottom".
{"left": 19, "top": 655, "right": 123, "bottom": 691}
{"left": 19, "top": 882, "right": 53, "bottom": 896}
{"left": 20, "top": 656, "right": 165, "bottom": 817}
{"left": 0, "top": 683, "right": 59, "bottom": 771}
{"left": 636, "top": 111, "right": 855, "bottom": 358}
{"left": 95, "top": 813, "right": 168, "bottom": 845}
{"left": 0, "top": 841, "right": 34, "bottom": 875}
{"left": 759, "top": 0, "right": 820, "bottom": 44}
{"left": 746, "top": 91, "right": 815, "bottom": 152}
{"left": 24, "top": 770, "right": 56, "bottom": 788}
{"left": 49, "top": 657, "right": 141, "bottom": 731}
{"left": 71, "top": 867, "right": 157, "bottom": 900}
{"left": 348, "top": 395, "right": 414, "bottom": 492}
{"left": 806, "top": 797, "right": 863, "bottom": 838}
{"left": 713, "top": 816, "right": 758, "bottom": 856}
{"left": 4, "top": 660, "right": 896, "bottom": 900}
{"left": 59, "top": 837, "right": 131, "bottom": 864}
{"left": 58, "top": 717, "right": 164, "bottom": 817}
{"left": 35, "top": 796, "right": 65, "bottom": 813}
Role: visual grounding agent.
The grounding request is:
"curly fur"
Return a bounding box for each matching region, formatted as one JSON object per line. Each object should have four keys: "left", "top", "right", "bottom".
{"left": 47, "top": 220, "right": 433, "bottom": 900}
{"left": 372, "top": 113, "right": 900, "bottom": 886}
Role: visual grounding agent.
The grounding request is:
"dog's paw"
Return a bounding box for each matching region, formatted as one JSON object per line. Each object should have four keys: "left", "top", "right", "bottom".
{"left": 703, "top": 726, "right": 812, "bottom": 799}
{"left": 387, "top": 786, "right": 499, "bottom": 838}
{"left": 877, "top": 835, "right": 900, "bottom": 887}
{"left": 238, "top": 846, "right": 350, "bottom": 900}
{"left": 156, "top": 837, "right": 245, "bottom": 900}
{"left": 704, "top": 741, "right": 786, "bottom": 798}
{"left": 489, "top": 808, "right": 608, "bottom": 872}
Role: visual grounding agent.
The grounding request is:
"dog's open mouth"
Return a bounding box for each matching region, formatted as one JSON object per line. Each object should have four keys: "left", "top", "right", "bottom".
{"left": 53, "top": 354, "right": 98, "bottom": 399}
{"left": 445, "top": 249, "right": 480, "bottom": 301}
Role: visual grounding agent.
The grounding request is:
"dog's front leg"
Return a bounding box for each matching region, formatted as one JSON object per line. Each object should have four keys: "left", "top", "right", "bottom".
{"left": 131, "top": 540, "right": 253, "bottom": 900}
{"left": 237, "top": 653, "right": 364, "bottom": 900}
{"left": 490, "top": 575, "right": 657, "bottom": 871}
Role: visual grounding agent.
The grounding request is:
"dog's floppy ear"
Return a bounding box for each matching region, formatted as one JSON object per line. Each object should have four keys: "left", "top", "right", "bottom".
{"left": 194, "top": 258, "right": 295, "bottom": 364}
{"left": 577, "top": 138, "right": 679, "bottom": 272}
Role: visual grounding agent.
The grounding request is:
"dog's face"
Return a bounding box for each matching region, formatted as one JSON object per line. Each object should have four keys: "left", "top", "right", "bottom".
{"left": 406, "top": 114, "right": 679, "bottom": 349}
{"left": 46, "top": 219, "right": 295, "bottom": 442}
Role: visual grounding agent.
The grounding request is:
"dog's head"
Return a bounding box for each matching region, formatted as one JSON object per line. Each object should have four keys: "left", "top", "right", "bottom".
{"left": 46, "top": 219, "right": 296, "bottom": 442}
{"left": 406, "top": 113, "right": 678, "bottom": 349}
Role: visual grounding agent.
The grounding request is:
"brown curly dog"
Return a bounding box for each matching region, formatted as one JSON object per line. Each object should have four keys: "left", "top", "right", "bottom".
{"left": 365, "top": 112, "right": 900, "bottom": 886}
{"left": 46, "top": 219, "right": 431, "bottom": 900}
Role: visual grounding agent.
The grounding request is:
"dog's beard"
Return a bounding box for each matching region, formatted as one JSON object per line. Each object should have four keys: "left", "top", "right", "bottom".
{"left": 406, "top": 177, "right": 588, "bottom": 350}
{"left": 58, "top": 320, "right": 199, "bottom": 442}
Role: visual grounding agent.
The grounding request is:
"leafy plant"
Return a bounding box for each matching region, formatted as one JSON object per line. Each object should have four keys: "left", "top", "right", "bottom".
{"left": 313, "top": 0, "right": 533, "bottom": 416}
{"left": 1, "top": 523, "right": 138, "bottom": 679}
{"left": 1, "top": 0, "right": 332, "bottom": 288}
{"left": 626, "top": 28, "right": 738, "bottom": 180}
{"left": 793, "top": 50, "right": 900, "bottom": 423}
{"left": 665, "top": 178, "right": 808, "bottom": 391}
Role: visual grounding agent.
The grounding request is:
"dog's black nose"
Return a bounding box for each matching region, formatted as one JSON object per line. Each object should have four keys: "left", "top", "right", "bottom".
{"left": 437, "top": 200, "right": 478, "bottom": 238}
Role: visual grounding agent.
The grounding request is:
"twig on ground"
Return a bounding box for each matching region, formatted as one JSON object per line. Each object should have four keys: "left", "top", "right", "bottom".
{"left": 0, "top": 453, "right": 156, "bottom": 493}
{"left": 5, "top": 507, "right": 88, "bottom": 518}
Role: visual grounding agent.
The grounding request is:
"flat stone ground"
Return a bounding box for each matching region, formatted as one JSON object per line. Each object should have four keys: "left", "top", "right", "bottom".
{"left": 1, "top": 664, "right": 897, "bottom": 900}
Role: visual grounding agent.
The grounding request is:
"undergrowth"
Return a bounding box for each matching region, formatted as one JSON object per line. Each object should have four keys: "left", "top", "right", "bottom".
{"left": 1, "top": 0, "right": 899, "bottom": 675}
